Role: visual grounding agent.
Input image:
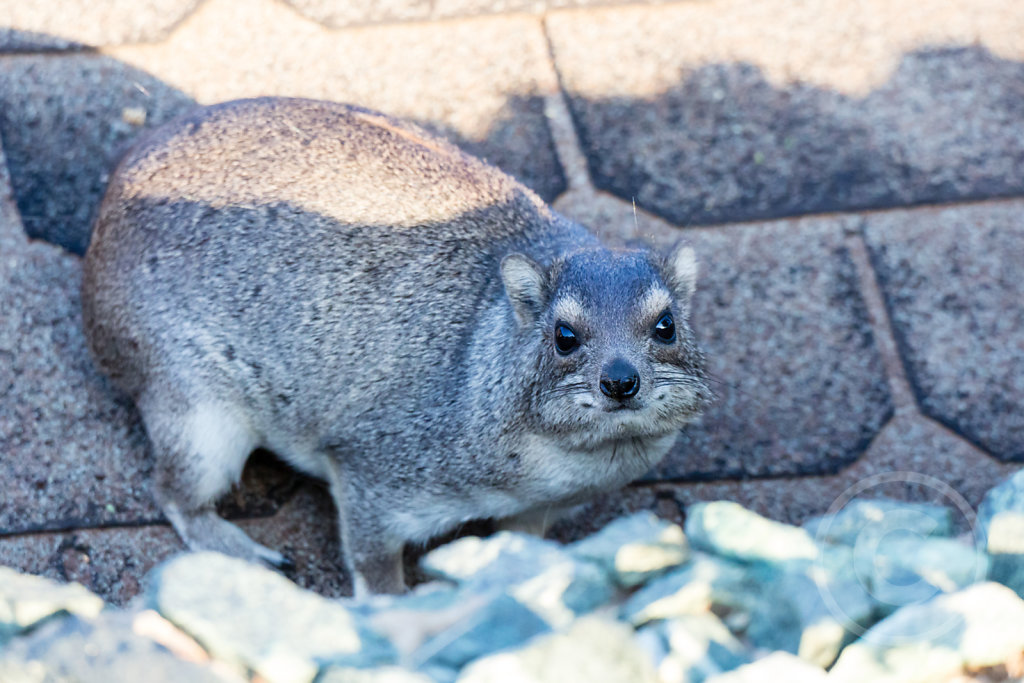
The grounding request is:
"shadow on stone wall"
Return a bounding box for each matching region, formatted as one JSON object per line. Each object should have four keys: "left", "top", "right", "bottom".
{"left": 565, "top": 44, "right": 1024, "bottom": 228}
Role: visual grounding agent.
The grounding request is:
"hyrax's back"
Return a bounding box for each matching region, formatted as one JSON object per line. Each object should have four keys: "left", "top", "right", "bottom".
{"left": 85, "top": 98, "right": 579, "bottom": 439}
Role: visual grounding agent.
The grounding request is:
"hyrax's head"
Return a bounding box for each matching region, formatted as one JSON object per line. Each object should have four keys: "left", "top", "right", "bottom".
{"left": 501, "top": 243, "right": 711, "bottom": 450}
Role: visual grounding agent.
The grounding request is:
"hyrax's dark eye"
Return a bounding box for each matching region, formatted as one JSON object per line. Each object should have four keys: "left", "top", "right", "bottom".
{"left": 554, "top": 321, "right": 580, "bottom": 355}
{"left": 654, "top": 311, "right": 676, "bottom": 343}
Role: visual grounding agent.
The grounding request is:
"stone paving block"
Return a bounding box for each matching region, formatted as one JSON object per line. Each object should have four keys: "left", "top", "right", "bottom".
{"left": 282, "top": 0, "right": 686, "bottom": 27}
{"left": 282, "top": 0, "right": 432, "bottom": 28}
{"left": 546, "top": 0, "right": 1024, "bottom": 227}
{"left": 0, "top": 484, "right": 347, "bottom": 606}
{"left": 640, "top": 214, "right": 891, "bottom": 479}
{"left": 0, "top": 131, "right": 24, "bottom": 250}
{"left": 863, "top": 200, "right": 1024, "bottom": 461}
{"left": 109, "top": 0, "right": 565, "bottom": 204}
{"left": 0, "top": 526, "right": 182, "bottom": 606}
{"left": 432, "top": 0, "right": 654, "bottom": 19}
{"left": 0, "top": 235, "right": 160, "bottom": 532}
{"left": 0, "top": 0, "right": 203, "bottom": 51}
{"left": 0, "top": 55, "right": 196, "bottom": 253}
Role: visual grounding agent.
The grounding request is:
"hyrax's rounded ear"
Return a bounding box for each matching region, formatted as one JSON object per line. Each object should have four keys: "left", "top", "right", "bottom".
{"left": 663, "top": 241, "right": 698, "bottom": 301}
{"left": 501, "top": 253, "right": 548, "bottom": 327}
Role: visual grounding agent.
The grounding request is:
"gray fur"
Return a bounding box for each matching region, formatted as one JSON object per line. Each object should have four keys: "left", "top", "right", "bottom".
{"left": 82, "top": 97, "right": 710, "bottom": 595}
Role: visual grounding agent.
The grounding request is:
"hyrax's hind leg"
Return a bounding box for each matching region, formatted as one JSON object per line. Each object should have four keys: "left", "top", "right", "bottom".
{"left": 138, "top": 388, "right": 291, "bottom": 569}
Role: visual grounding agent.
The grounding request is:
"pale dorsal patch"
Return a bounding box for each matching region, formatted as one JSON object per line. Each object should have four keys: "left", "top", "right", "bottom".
{"left": 553, "top": 296, "right": 586, "bottom": 324}
{"left": 638, "top": 287, "right": 673, "bottom": 322}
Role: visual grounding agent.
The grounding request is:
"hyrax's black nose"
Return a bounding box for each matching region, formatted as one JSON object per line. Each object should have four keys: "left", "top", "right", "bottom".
{"left": 600, "top": 358, "right": 640, "bottom": 400}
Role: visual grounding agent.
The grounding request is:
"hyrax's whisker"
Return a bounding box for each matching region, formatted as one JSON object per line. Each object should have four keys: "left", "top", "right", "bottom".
{"left": 701, "top": 372, "right": 765, "bottom": 404}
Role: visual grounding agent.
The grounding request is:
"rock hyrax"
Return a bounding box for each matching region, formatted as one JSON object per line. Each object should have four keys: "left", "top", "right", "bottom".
{"left": 82, "top": 97, "right": 711, "bottom": 595}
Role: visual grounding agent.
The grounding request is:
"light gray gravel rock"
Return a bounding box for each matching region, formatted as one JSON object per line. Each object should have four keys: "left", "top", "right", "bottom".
{"left": 148, "top": 552, "right": 393, "bottom": 683}
{"left": 742, "top": 552, "right": 875, "bottom": 667}
{"left": 0, "top": 567, "right": 103, "bottom": 646}
{"left": 850, "top": 536, "right": 987, "bottom": 614}
{"left": 567, "top": 512, "right": 689, "bottom": 588}
{"left": 703, "top": 652, "right": 827, "bottom": 683}
{"left": 408, "top": 592, "right": 549, "bottom": 674}
{"left": 685, "top": 502, "right": 819, "bottom": 565}
{"left": 978, "top": 468, "right": 1024, "bottom": 598}
{"left": 829, "top": 582, "right": 1024, "bottom": 683}
{"left": 803, "top": 498, "right": 955, "bottom": 546}
{"left": 420, "top": 533, "right": 614, "bottom": 628}
{"left": 622, "top": 553, "right": 755, "bottom": 629}
{"left": 317, "top": 666, "right": 434, "bottom": 683}
{"left": 0, "top": 611, "right": 228, "bottom": 683}
{"left": 634, "top": 614, "right": 748, "bottom": 683}
{"left": 421, "top": 533, "right": 567, "bottom": 587}
{"left": 358, "top": 581, "right": 567, "bottom": 675}
{"left": 455, "top": 616, "right": 658, "bottom": 683}
{"left": 624, "top": 540, "right": 875, "bottom": 667}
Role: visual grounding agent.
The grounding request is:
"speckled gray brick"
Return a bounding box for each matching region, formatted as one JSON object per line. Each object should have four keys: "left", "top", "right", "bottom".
{"left": 0, "top": 0, "right": 203, "bottom": 51}
{"left": 0, "top": 237, "right": 160, "bottom": 531}
{"left": 547, "top": 2, "right": 1024, "bottom": 227}
{"left": 0, "top": 55, "right": 196, "bottom": 253}
{"left": 432, "top": 0, "right": 665, "bottom": 20}
{"left": 0, "top": 484, "right": 348, "bottom": 606}
{"left": 646, "top": 215, "right": 892, "bottom": 480}
{"left": 0, "top": 527, "right": 181, "bottom": 607}
{"left": 863, "top": 201, "right": 1024, "bottom": 460}
{"left": 281, "top": 0, "right": 431, "bottom": 27}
